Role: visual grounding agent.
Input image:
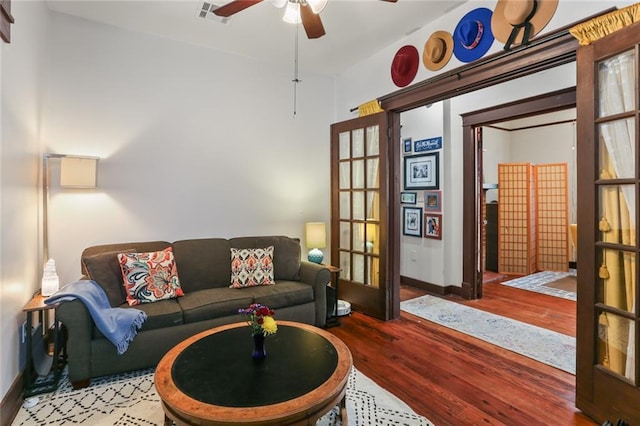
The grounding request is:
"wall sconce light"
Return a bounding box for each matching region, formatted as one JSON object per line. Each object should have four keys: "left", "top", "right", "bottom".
{"left": 42, "top": 153, "right": 99, "bottom": 294}
{"left": 305, "top": 222, "right": 326, "bottom": 264}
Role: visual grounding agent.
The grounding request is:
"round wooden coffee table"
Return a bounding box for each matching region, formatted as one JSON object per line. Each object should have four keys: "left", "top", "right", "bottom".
{"left": 154, "top": 321, "right": 352, "bottom": 425}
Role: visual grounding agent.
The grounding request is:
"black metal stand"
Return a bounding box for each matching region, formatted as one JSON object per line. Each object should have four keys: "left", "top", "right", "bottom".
{"left": 23, "top": 294, "right": 67, "bottom": 397}
{"left": 324, "top": 265, "right": 341, "bottom": 328}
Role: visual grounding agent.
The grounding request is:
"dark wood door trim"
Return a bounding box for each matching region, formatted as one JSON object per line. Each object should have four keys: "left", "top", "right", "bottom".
{"left": 461, "top": 88, "right": 577, "bottom": 299}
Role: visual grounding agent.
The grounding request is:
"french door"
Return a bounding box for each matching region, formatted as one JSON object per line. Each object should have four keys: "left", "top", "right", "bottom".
{"left": 330, "top": 112, "right": 399, "bottom": 320}
{"left": 575, "top": 20, "right": 640, "bottom": 423}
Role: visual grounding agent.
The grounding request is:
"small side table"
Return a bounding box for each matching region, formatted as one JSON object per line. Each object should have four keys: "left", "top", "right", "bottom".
{"left": 324, "top": 265, "right": 342, "bottom": 328}
{"left": 23, "top": 292, "right": 67, "bottom": 397}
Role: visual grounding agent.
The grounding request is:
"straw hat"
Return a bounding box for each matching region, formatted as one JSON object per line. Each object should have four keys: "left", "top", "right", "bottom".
{"left": 391, "top": 45, "right": 419, "bottom": 88}
{"left": 423, "top": 30, "right": 454, "bottom": 71}
{"left": 491, "top": 0, "right": 559, "bottom": 47}
{"left": 453, "top": 7, "right": 495, "bottom": 63}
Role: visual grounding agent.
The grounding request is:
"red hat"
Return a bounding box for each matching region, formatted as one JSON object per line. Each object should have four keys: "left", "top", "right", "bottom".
{"left": 391, "top": 45, "right": 419, "bottom": 88}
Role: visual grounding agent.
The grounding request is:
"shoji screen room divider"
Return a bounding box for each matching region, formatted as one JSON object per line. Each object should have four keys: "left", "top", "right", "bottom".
{"left": 497, "top": 163, "right": 569, "bottom": 276}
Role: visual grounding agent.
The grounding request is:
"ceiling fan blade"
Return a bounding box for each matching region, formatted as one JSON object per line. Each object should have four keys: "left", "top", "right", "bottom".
{"left": 300, "top": 3, "right": 326, "bottom": 39}
{"left": 380, "top": 0, "right": 398, "bottom": 2}
{"left": 213, "top": 0, "right": 263, "bottom": 17}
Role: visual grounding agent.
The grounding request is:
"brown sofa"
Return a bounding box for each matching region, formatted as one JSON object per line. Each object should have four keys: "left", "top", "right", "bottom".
{"left": 56, "top": 236, "right": 331, "bottom": 388}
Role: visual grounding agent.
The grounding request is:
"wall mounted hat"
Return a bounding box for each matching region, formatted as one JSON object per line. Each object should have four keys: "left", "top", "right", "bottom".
{"left": 453, "top": 7, "right": 495, "bottom": 63}
{"left": 491, "top": 0, "right": 559, "bottom": 50}
{"left": 391, "top": 45, "right": 420, "bottom": 88}
{"left": 423, "top": 30, "right": 454, "bottom": 71}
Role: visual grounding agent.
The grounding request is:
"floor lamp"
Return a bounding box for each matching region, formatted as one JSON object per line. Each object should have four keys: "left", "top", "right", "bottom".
{"left": 42, "top": 153, "right": 99, "bottom": 295}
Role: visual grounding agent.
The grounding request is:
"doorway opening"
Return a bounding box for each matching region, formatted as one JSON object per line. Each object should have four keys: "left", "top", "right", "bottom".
{"left": 461, "top": 87, "right": 577, "bottom": 298}
{"left": 480, "top": 108, "right": 577, "bottom": 297}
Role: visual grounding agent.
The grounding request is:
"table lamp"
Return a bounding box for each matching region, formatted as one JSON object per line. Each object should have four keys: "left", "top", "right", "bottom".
{"left": 305, "top": 222, "right": 326, "bottom": 264}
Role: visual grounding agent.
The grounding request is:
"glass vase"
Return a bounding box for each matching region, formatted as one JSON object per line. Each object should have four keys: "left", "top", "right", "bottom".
{"left": 252, "top": 333, "right": 267, "bottom": 360}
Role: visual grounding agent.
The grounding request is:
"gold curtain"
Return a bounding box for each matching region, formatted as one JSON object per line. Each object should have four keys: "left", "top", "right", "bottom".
{"left": 599, "top": 153, "right": 636, "bottom": 377}
{"left": 569, "top": 3, "right": 640, "bottom": 46}
{"left": 358, "top": 100, "right": 384, "bottom": 117}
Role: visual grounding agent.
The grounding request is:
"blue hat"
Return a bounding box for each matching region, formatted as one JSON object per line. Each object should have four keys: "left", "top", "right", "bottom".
{"left": 453, "top": 7, "right": 494, "bottom": 63}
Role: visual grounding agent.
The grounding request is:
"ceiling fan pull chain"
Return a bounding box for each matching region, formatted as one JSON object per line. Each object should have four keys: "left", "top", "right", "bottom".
{"left": 292, "top": 23, "right": 301, "bottom": 117}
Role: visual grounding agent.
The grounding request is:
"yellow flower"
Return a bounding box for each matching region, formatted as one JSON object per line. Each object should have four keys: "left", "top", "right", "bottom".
{"left": 262, "top": 316, "right": 278, "bottom": 335}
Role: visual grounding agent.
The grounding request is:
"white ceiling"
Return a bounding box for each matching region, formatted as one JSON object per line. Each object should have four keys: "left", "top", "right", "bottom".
{"left": 45, "top": 0, "right": 468, "bottom": 75}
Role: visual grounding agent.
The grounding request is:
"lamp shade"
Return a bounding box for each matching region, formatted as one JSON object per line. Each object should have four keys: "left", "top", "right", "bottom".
{"left": 305, "top": 222, "right": 326, "bottom": 249}
{"left": 282, "top": 1, "right": 301, "bottom": 24}
{"left": 60, "top": 156, "right": 98, "bottom": 188}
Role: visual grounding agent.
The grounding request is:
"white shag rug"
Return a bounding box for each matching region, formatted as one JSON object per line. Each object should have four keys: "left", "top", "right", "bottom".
{"left": 13, "top": 366, "right": 432, "bottom": 426}
{"left": 401, "top": 295, "right": 576, "bottom": 374}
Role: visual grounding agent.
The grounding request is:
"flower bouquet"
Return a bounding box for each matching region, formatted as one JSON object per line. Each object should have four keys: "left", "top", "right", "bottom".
{"left": 239, "top": 303, "right": 277, "bottom": 360}
{"left": 238, "top": 303, "right": 277, "bottom": 336}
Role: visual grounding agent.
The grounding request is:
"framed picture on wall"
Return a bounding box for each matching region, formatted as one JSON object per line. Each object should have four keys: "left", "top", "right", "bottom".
{"left": 424, "top": 190, "right": 442, "bottom": 212}
{"left": 400, "top": 192, "right": 417, "bottom": 204}
{"left": 424, "top": 213, "right": 442, "bottom": 240}
{"left": 403, "top": 138, "right": 413, "bottom": 155}
{"left": 403, "top": 207, "right": 423, "bottom": 237}
{"left": 404, "top": 152, "right": 439, "bottom": 190}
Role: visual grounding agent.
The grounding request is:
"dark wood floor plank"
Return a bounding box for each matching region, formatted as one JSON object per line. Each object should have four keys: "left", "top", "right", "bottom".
{"left": 328, "top": 283, "right": 594, "bottom": 425}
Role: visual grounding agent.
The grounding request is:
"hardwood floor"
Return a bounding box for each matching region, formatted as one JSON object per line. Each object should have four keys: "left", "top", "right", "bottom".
{"left": 327, "top": 282, "right": 595, "bottom": 426}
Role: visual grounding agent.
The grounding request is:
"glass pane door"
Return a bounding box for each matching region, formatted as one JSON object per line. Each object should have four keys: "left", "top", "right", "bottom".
{"left": 331, "top": 112, "right": 392, "bottom": 320}
{"left": 594, "top": 50, "right": 637, "bottom": 384}
{"left": 575, "top": 23, "right": 640, "bottom": 422}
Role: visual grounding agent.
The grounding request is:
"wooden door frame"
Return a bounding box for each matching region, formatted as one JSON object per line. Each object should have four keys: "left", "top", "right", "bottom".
{"left": 377, "top": 15, "right": 610, "bottom": 300}
{"left": 461, "top": 87, "right": 577, "bottom": 298}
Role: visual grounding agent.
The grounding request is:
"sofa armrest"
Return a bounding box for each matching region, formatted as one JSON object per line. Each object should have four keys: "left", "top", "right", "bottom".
{"left": 56, "top": 299, "right": 93, "bottom": 383}
{"left": 298, "top": 262, "right": 331, "bottom": 327}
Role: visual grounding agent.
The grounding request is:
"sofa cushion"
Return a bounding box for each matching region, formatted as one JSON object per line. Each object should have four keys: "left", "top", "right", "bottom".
{"left": 230, "top": 236, "right": 301, "bottom": 281}
{"left": 250, "top": 281, "right": 314, "bottom": 309}
{"left": 81, "top": 241, "right": 171, "bottom": 276}
{"left": 93, "top": 299, "right": 183, "bottom": 338}
{"left": 177, "top": 288, "right": 254, "bottom": 324}
{"left": 230, "top": 246, "right": 275, "bottom": 288}
{"left": 172, "top": 238, "right": 231, "bottom": 292}
{"left": 82, "top": 249, "right": 133, "bottom": 307}
{"left": 118, "top": 247, "right": 184, "bottom": 306}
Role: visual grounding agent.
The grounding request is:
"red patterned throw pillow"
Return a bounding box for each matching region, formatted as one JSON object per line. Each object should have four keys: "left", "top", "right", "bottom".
{"left": 118, "top": 247, "right": 184, "bottom": 306}
{"left": 230, "top": 246, "right": 275, "bottom": 288}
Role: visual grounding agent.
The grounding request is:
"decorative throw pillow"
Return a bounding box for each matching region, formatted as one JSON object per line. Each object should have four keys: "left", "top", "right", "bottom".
{"left": 230, "top": 246, "right": 275, "bottom": 288}
{"left": 118, "top": 247, "right": 184, "bottom": 306}
{"left": 83, "top": 249, "right": 134, "bottom": 307}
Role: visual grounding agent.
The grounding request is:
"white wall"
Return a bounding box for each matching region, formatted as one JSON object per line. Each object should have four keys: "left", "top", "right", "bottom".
{"left": 335, "top": 0, "right": 632, "bottom": 288}
{"left": 482, "top": 127, "right": 509, "bottom": 203}
{"left": 509, "top": 119, "right": 578, "bottom": 222}
{"left": 399, "top": 102, "right": 445, "bottom": 284}
{"left": 0, "top": 0, "right": 49, "bottom": 401}
{"left": 42, "top": 11, "right": 335, "bottom": 286}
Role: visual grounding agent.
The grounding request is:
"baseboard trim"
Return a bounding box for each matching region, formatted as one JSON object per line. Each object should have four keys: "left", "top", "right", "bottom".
{"left": 1, "top": 371, "right": 23, "bottom": 426}
{"left": 401, "top": 275, "right": 462, "bottom": 297}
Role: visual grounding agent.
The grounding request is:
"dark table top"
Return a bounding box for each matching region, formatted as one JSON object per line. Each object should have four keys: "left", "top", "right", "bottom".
{"left": 171, "top": 325, "right": 339, "bottom": 407}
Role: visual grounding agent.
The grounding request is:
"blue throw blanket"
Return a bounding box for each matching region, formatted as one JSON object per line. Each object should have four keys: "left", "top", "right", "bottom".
{"left": 45, "top": 280, "right": 147, "bottom": 355}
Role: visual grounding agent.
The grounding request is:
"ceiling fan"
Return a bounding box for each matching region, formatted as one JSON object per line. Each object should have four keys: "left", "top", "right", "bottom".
{"left": 213, "top": 0, "right": 398, "bottom": 39}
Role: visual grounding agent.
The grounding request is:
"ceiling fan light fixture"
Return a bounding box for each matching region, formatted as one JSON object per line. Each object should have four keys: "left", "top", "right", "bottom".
{"left": 306, "top": 0, "right": 327, "bottom": 14}
{"left": 282, "top": 1, "right": 301, "bottom": 24}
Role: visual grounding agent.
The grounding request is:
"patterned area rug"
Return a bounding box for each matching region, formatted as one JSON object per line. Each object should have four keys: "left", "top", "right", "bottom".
{"left": 401, "top": 295, "right": 576, "bottom": 374}
{"left": 13, "top": 366, "right": 432, "bottom": 426}
{"left": 500, "top": 270, "right": 577, "bottom": 301}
